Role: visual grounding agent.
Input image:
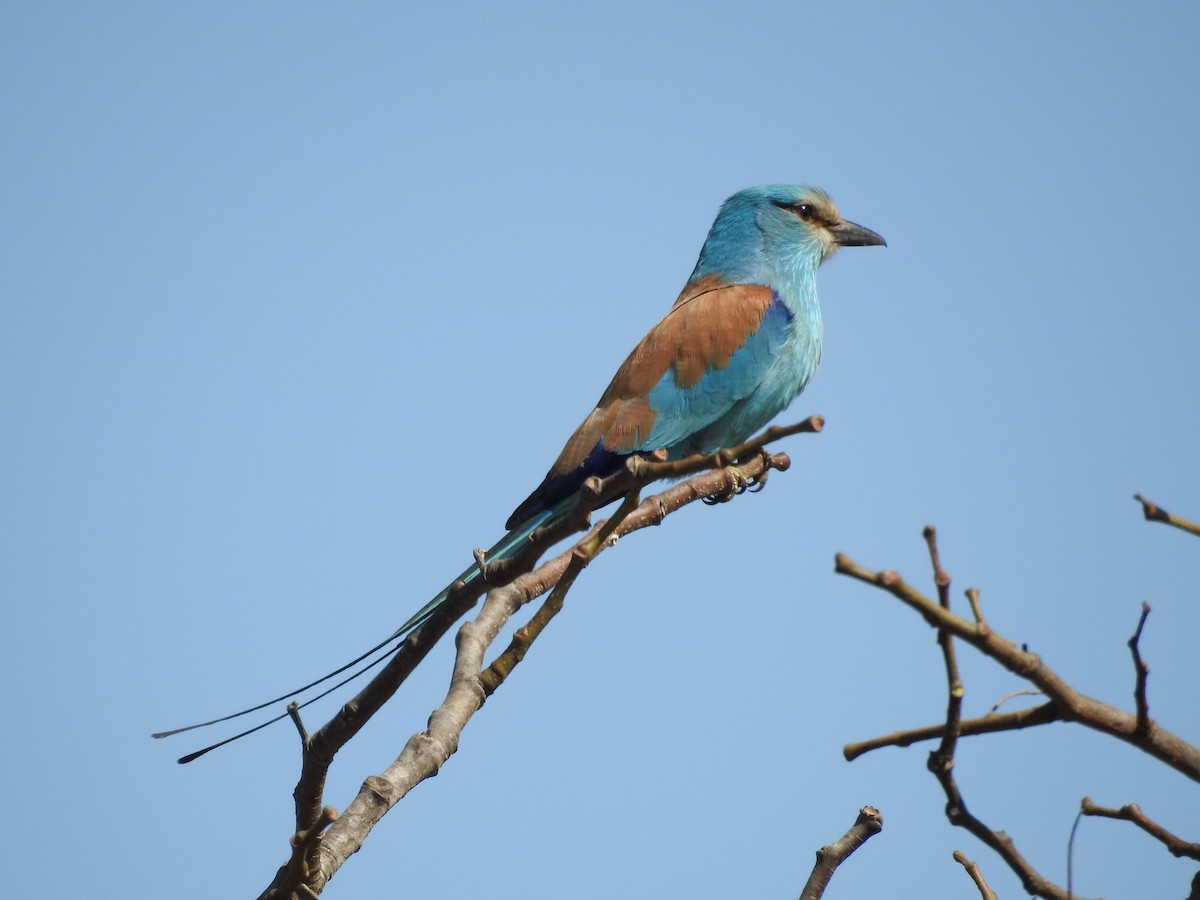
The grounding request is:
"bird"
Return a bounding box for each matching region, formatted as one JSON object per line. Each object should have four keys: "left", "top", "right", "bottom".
{"left": 156, "top": 184, "right": 884, "bottom": 761}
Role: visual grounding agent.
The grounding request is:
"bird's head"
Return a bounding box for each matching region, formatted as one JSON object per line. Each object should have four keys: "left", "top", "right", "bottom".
{"left": 758, "top": 184, "right": 886, "bottom": 259}
{"left": 694, "top": 184, "right": 885, "bottom": 282}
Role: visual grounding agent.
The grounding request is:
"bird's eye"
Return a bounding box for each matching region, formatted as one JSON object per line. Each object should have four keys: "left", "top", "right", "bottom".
{"left": 772, "top": 199, "right": 819, "bottom": 222}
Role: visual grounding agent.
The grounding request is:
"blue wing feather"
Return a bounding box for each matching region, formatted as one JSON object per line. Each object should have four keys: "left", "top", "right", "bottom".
{"left": 643, "top": 294, "right": 794, "bottom": 455}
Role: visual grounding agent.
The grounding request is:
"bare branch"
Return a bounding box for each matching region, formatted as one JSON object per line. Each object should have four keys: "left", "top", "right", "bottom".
{"left": 287, "top": 582, "right": 481, "bottom": 839}
{"left": 248, "top": 419, "right": 816, "bottom": 897}
{"left": 927, "top": 723, "right": 1075, "bottom": 897}
{"left": 913, "top": 562, "right": 1080, "bottom": 900}
{"left": 837, "top": 528, "right": 1200, "bottom": 899}
{"left": 631, "top": 415, "right": 822, "bottom": 483}
{"left": 834, "top": 552, "right": 1200, "bottom": 782}
{"left": 844, "top": 702, "right": 1060, "bottom": 761}
{"left": 263, "top": 436, "right": 801, "bottom": 897}
{"left": 1081, "top": 797, "right": 1200, "bottom": 860}
{"left": 257, "top": 806, "right": 338, "bottom": 900}
{"left": 479, "top": 486, "right": 645, "bottom": 695}
{"left": 1129, "top": 602, "right": 1152, "bottom": 737}
{"left": 922, "top": 526, "right": 963, "bottom": 758}
{"left": 953, "top": 851, "right": 998, "bottom": 900}
{"left": 1134, "top": 494, "right": 1200, "bottom": 537}
{"left": 965, "top": 587, "right": 987, "bottom": 626}
{"left": 306, "top": 454, "right": 788, "bottom": 894}
{"left": 798, "top": 806, "right": 883, "bottom": 900}
{"left": 255, "top": 594, "right": 475, "bottom": 900}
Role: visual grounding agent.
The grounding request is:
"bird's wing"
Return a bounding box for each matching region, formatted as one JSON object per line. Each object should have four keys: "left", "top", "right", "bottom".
{"left": 507, "top": 281, "right": 789, "bottom": 528}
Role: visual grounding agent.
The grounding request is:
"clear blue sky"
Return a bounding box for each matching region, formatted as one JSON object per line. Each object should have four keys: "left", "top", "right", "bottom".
{"left": 4, "top": 3, "right": 1198, "bottom": 898}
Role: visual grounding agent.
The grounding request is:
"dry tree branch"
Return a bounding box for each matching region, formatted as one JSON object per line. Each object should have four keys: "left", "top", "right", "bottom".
{"left": 1080, "top": 798, "right": 1200, "bottom": 861}
{"left": 923, "top": 527, "right": 963, "bottom": 748}
{"left": 1129, "top": 602, "right": 1152, "bottom": 737}
{"left": 833, "top": 552, "right": 1200, "bottom": 781}
{"left": 953, "top": 850, "right": 998, "bottom": 900}
{"left": 924, "top": 688, "right": 1075, "bottom": 897}
{"left": 477, "top": 485, "right": 644, "bottom": 694}
{"left": 843, "top": 701, "right": 1059, "bottom": 761}
{"left": 257, "top": 416, "right": 819, "bottom": 899}
{"left": 262, "top": 804, "right": 337, "bottom": 900}
{"left": 837, "top": 520, "right": 1200, "bottom": 898}
{"left": 1134, "top": 494, "right": 1200, "bottom": 537}
{"left": 798, "top": 806, "right": 883, "bottom": 900}
{"left": 305, "top": 451, "right": 790, "bottom": 896}
{"left": 913, "top": 530, "right": 1079, "bottom": 900}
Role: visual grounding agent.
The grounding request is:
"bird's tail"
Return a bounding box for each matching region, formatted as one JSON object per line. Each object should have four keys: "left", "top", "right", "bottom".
{"left": 154, "top": 497, "right": 574, "bottom": 762}
{"left": 388, "top": 500, "right": 565, "bottom": 634}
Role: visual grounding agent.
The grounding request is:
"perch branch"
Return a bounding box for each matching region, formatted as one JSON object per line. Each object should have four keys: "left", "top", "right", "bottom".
{"left": 306, "top": 452, "right": 789, "bottom": 895}
{"left": 264, "top": 418, "right": 814, "bottom": 897}
{"left": 478, "top": 485, "right": 645, "bottom": 695}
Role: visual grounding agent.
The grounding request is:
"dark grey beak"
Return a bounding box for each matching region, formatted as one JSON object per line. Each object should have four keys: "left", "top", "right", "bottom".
{"left": 829, "top": 219, "right": 886, "bottom": 247}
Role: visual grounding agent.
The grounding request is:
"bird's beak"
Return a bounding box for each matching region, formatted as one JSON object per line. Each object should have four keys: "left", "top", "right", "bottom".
{"left": 829, "top": 219, "right": 886, "bottom": 247}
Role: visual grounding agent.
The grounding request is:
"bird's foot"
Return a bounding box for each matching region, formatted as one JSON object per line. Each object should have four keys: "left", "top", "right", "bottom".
{"left": 702, "top": 465, "right": 750, "bottom": 506}
{"left": 702, "top": 450, "right": 773, "bottom": 505}
{"left": 744, "top": 449, "right": 774, "bottom": 492}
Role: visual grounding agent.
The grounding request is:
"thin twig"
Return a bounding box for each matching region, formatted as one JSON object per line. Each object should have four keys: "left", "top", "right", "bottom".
{"left": 798, "top": 806, "right": 883, "bottom": 900}
{"left": 923, "top": 565, "right": 1075, "bottom": 899}
{"left": 922, "top": 526, "right": 963, "bottom": 758}
{"left": 953, "top": 850, "right": 998, "bottom": 900}
{"left": 844, "top": 701, "right": 1060, "bottom": 761}
{"left": 927, "top": 703, "right": 1072, "bottom": 896}
{"left": 1068, "top": 807, "right": 1082, "bottom": 899}
{"left": 479, "top": 486, "right": 647, "bottom": 695}
{"left": 1128, "top": 602, "right": 1152, "bottom": 738}
{"left": 1081, "top": 797, "right": 1200, "bottom": 860}
{"left": 1133, "top": 494, "right": 1200, "bottom": 537}
{"left": 965, "top": 587, "right": 987, "bottom": 627}
{"left": 990, "top": 689, "right": 1044, "bottom": 714}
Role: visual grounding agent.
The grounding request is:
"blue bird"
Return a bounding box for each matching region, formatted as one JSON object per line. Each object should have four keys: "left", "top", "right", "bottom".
{"left": 401, "top": 183, "right": 883, "bottom": 630}
{"left": 158, "top": 184, "right": 884, "bottom": 759}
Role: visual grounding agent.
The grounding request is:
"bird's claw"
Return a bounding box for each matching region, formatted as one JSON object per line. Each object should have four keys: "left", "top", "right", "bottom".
{"left": 746, "top": 449, "right": 774, "bottom": 492}
{"left": 702, "top": 465, "right": 750, "bottom": 505}
{"left": 703, "top": 451, "right": 775, "bottom": 505}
